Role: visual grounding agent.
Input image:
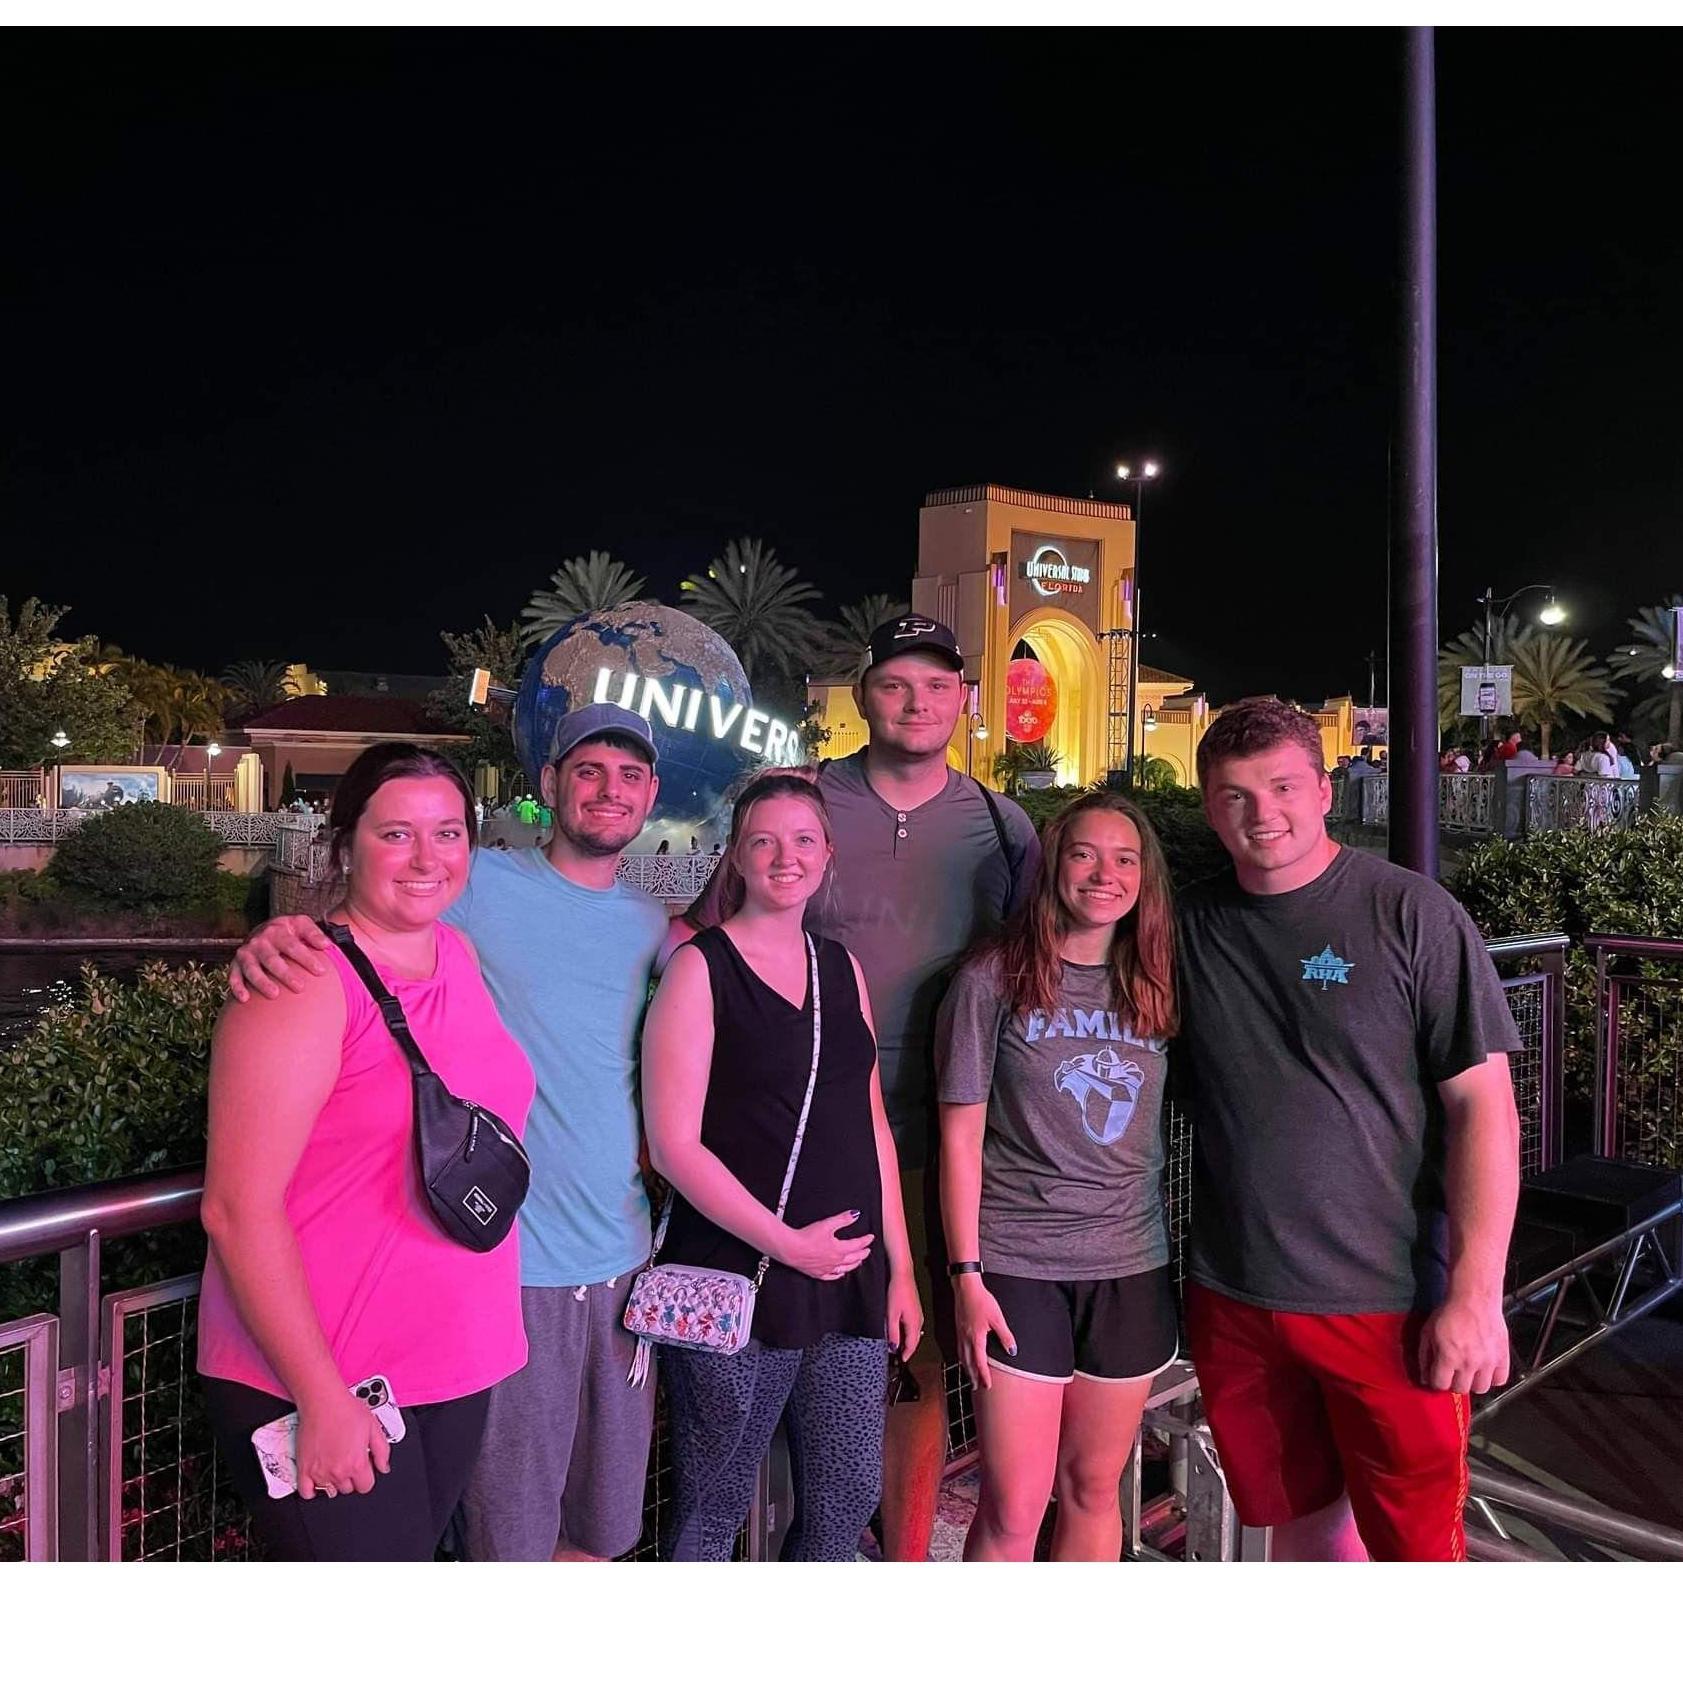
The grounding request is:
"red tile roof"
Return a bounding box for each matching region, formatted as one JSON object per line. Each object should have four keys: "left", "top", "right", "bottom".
{"left": 239, "top": 695, "right": 463, "bottom": 736}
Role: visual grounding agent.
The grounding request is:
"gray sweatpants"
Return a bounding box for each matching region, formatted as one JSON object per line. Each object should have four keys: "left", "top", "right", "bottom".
{"left": 460, "top": 1279, "right": 655, "bottom": 1561}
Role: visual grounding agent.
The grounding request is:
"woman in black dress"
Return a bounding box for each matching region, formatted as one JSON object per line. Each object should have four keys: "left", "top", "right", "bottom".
{"left": 641, "top": 772, "right": 921, "bottom": 1560}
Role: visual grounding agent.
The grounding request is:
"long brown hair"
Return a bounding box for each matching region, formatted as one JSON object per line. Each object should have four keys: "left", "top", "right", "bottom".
{"left": 684, "top": 767, "right": 831, "bottom": 931}
{"left": 982, "top": 791, "right": 1177, "bottom": 1040}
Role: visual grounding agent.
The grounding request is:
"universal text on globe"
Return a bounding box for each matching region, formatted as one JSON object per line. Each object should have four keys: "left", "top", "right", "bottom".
{"left": 591, "top": 667, "right": 805, "bottom": 766}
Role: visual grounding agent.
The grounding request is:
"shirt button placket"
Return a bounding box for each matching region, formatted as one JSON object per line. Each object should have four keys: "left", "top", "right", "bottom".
{"left": 895, "top": 812, "right": 909, "bottom": 850}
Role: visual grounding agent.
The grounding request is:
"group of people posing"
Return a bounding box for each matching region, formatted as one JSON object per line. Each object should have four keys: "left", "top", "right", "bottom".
{"left": 199, "top": 614, "right": 1522, "bottom": 1565}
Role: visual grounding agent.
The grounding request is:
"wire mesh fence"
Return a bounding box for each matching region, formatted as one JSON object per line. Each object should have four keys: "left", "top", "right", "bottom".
{"left": 106, "top": 1283, "right": 251, "bottom": 1561}
{"left": 1503, "top": 974, "right": 1550, "bottom": 1177}
{"left": 0, "top": 1341, "right": 28, "bottom": 1562}
{"left": 1606, "top": 977, "right": 1683, "bottom": 1168}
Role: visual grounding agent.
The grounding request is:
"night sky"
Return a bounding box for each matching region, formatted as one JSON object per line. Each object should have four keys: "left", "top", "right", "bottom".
{"left": 5, "top": 29, "right": 1681, "bottom": 707}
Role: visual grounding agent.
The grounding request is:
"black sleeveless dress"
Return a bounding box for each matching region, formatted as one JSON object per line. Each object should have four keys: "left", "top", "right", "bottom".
{"left": 659, "top": 925, "right": 888, "bottom": 1350}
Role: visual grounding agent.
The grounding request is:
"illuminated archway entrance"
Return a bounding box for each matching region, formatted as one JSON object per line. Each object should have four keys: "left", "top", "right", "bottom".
{"left": 1004, "top": 609, "right": 1105, "bottom": 786}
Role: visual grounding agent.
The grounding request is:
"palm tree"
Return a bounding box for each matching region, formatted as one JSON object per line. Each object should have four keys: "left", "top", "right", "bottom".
{"left": 112, "top": 659, "right": 180, "bottom": 758}
{"left": 1507, "top": 632, "right": 1620, "bottom": 758}
{"left": 1437, "top": 613, "right": 1524, "bottom": 733}
{"left": 521, "top": 551, "right": 651, "bottom": 644}
{"left": 819, "top": 593, "right": 912, "bottom": 676}
{"left": 222, "top": 658, "right": 295, "bottom": 715}
{"left": 1609, "top": 597, "right": 1683, "bottom": 747}
{"left": 679, "top": 536, "right": 827, "bottom": 683}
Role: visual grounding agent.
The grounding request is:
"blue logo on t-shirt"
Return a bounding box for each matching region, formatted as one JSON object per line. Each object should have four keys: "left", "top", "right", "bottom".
{"left": 1300, "top": 944, "right": 1355, "bottom": 991}
{"left": 1054, "top": 1047, "right": 1146, "bottom": 1145}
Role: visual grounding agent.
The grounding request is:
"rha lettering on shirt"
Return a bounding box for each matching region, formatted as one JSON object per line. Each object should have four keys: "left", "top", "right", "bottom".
{"left": 1022, "top": 1007, "right": 1166, "bottom": 1053}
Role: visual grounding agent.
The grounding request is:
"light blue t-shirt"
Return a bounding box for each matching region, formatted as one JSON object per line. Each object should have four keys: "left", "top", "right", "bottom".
{"left": 444, "top": 847, "right": 667, "bottom": 1287}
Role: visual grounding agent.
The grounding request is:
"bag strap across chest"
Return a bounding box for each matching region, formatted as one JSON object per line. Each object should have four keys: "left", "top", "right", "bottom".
{"left": 650, "top": 930, "right": 823, "bottom": 1291}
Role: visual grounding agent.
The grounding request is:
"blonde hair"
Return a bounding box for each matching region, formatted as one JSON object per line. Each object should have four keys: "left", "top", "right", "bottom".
{"left": 684, "top": 766, "right": 831, "bottom": 930}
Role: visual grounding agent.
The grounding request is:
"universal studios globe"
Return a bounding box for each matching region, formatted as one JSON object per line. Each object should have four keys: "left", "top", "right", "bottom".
{"left": 514, "top": 603, "right": 804, "bottom": 850}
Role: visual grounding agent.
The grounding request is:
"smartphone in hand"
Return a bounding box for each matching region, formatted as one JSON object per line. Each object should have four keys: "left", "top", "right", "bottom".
{"left": 251, "top": 1374, "right": 406, "bottom": 1499}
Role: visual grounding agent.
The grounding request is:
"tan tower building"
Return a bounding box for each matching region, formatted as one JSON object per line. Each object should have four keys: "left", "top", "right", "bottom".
{"left": 808, "top": 482, "right": 1210, "bottom": 787}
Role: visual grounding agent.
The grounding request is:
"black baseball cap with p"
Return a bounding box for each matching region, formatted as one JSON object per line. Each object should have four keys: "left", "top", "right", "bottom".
{"left": 859, "top": 614, "right": 965, "bottom": 677}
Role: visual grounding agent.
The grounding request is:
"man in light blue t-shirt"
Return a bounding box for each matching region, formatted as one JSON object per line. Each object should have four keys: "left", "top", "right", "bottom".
{"left": 228, "top": 703, "right": 667, "bottom": 1561}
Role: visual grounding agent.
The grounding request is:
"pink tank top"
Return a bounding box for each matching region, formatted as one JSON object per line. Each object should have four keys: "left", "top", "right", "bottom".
{"left": 197, "top": 925, "right": 535, "bottom": 1406}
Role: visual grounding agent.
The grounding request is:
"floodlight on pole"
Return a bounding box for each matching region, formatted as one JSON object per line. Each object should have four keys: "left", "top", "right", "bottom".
{"left": 1114, "top": 459, "right": 1164, "bottom": 783}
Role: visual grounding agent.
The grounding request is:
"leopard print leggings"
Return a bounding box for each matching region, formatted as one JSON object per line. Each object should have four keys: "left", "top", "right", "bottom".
{"left": 662, "top": 1333, "right": 888, "bottom": 1561}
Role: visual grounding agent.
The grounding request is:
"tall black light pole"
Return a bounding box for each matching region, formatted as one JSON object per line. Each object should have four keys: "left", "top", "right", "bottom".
{"left": 1116, "top": 460, "right": 1161, "bottom": 784}
{"left": 1389, "top": 27, "right": 1439, "bottom": 877}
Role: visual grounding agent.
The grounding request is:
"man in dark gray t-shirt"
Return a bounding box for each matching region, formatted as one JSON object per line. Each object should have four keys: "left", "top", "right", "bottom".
{"left": 1178, "top": 698, "right": 1521, "bottom": 1564}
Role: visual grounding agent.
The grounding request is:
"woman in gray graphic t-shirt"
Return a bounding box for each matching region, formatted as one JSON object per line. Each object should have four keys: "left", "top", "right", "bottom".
{"left": 934, "top": 791, "right": 1180, "bottom": 1562}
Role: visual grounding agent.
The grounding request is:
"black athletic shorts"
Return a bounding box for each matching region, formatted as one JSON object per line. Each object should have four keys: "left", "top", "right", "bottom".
{"left": 984, "top": 1266, "right": 1179, "bottom": 1384}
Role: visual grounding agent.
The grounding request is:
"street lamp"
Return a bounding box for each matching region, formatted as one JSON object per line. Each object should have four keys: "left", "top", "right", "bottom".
{"left": 1478, "top": 584, "right": 1566, "bottom": 742}
{"left": 1115, "top": 460, "right": 1162, "bottom": 782}
{"left": 207, "top": 740, "right": 222, "bottom": 758}
{"left": 964, "top": 683, "right": 989, "bottom": 778}
{"left": 49, "top": 730, "right": 70, "bottom": 751}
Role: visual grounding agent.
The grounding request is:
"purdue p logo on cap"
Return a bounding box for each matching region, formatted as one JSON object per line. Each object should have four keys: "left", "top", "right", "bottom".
{"left": 861, "top": 615, "right": 965, "bottom": 674}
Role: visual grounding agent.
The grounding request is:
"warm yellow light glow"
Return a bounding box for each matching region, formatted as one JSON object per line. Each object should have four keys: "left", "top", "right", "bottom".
{"left": 1538, "top": 596, "right": 1566, "bottom": 626}
{"left": 1115, "top": 463, "right": 1131, "bottom": 480}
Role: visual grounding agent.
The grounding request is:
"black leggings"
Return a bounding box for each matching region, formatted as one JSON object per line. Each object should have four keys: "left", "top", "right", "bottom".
{"left": 203, "top": 1376, "right": 490, "bottom": 1561}
{"left": 661, "top": 1333, "right": 887, "bottom": 1561}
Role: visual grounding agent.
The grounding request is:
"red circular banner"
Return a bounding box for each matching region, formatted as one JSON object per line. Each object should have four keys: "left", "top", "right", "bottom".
{"left": 1005, "top": 658, "right": 1058, "bottom": 743}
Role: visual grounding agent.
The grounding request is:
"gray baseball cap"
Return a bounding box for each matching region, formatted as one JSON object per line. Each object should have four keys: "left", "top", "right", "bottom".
{"left": 547, "top": 702, "right": 658, "bottom": 770}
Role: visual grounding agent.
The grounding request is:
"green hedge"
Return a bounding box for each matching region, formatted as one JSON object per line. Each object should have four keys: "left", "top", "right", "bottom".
{"left": 49, "top": 801, "right": 224, "bottom": 913}
{"left": 1451, "top": 815, "right": 1683, "bottom": 1167}
{"left": 0, "top": 961, "right": 222, "bottom": 1322}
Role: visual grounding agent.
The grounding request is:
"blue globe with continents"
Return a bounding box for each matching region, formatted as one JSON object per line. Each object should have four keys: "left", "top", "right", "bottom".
{"left": 514, "top": 604, "right": 803, "bottom": 849}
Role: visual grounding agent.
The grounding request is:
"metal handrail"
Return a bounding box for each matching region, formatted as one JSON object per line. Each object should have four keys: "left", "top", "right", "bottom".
{"left": 1468, "top": 1466, "right": 1683, "bottom": 1561}
{"left": 1485, "top": 933, "right": 1571, "bottom": 960}
{"left": 0, "top": 1167, "right": 203, "bottom": 1266}
{"left": 1581, "top": 934, "right": 1683, "bottom": 959}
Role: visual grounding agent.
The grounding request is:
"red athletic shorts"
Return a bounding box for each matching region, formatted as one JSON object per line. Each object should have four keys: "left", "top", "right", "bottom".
{"left": 1185, "top": 1281, "right": 1470, "bottom": 1562}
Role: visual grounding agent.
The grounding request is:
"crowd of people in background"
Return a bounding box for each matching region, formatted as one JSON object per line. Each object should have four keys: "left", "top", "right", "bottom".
{"left": 205, "top": 615, "right": 1522, "bottom": 1565}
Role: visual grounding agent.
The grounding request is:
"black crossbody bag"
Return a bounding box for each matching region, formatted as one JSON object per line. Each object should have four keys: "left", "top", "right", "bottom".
{"left": 320, "top": 920, "right": 531, "bottom": 1253}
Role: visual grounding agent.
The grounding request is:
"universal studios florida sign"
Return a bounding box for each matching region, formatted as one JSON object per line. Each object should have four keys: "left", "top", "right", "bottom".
{"left": 591, "top": 666, "right": 806, "bottom": 765}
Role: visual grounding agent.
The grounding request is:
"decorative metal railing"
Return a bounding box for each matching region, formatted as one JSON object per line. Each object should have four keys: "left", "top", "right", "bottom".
{"left": 1336, "top": 771, "right": 1648, "bottom": 839}
{"left": 1440, "top": 773, "right": 1497, "bottom": 833}
{"left": 615, "top": 853, "right": 719, "bottom": 903}
{"left": 0, "top": 808, "right": 285, "bottom": 848}
{"left": 1523, "top": 775, "right": 1641, "bottom": 837}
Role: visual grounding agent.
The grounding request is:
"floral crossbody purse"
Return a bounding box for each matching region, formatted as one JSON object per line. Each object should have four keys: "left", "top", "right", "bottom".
{"left": 623, "top": 932, "right": 822, "bottom": 1386}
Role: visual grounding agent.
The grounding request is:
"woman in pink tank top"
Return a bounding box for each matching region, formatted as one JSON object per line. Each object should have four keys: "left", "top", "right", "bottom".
{"left": 196, "top": 744, "right": 534, "bottom": 1561}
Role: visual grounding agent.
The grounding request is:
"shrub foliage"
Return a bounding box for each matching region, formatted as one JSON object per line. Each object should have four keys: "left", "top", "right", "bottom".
{"left": 0, "top": 961, "right": 222, "bottom": 1321}
{"left": 49, "top": 801, "right": 224, "bottom": 912}
{"left": 1452, "top": 815, "right": 1683, "bottom": 1167}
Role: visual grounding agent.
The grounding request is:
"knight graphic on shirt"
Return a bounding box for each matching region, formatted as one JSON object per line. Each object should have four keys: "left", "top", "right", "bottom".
{"left": 1055, "top": 1047, "right": 1146, "bottom": 1145}
{"left": 936, "top": 955, "right": 1169, "bottom": 1281}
